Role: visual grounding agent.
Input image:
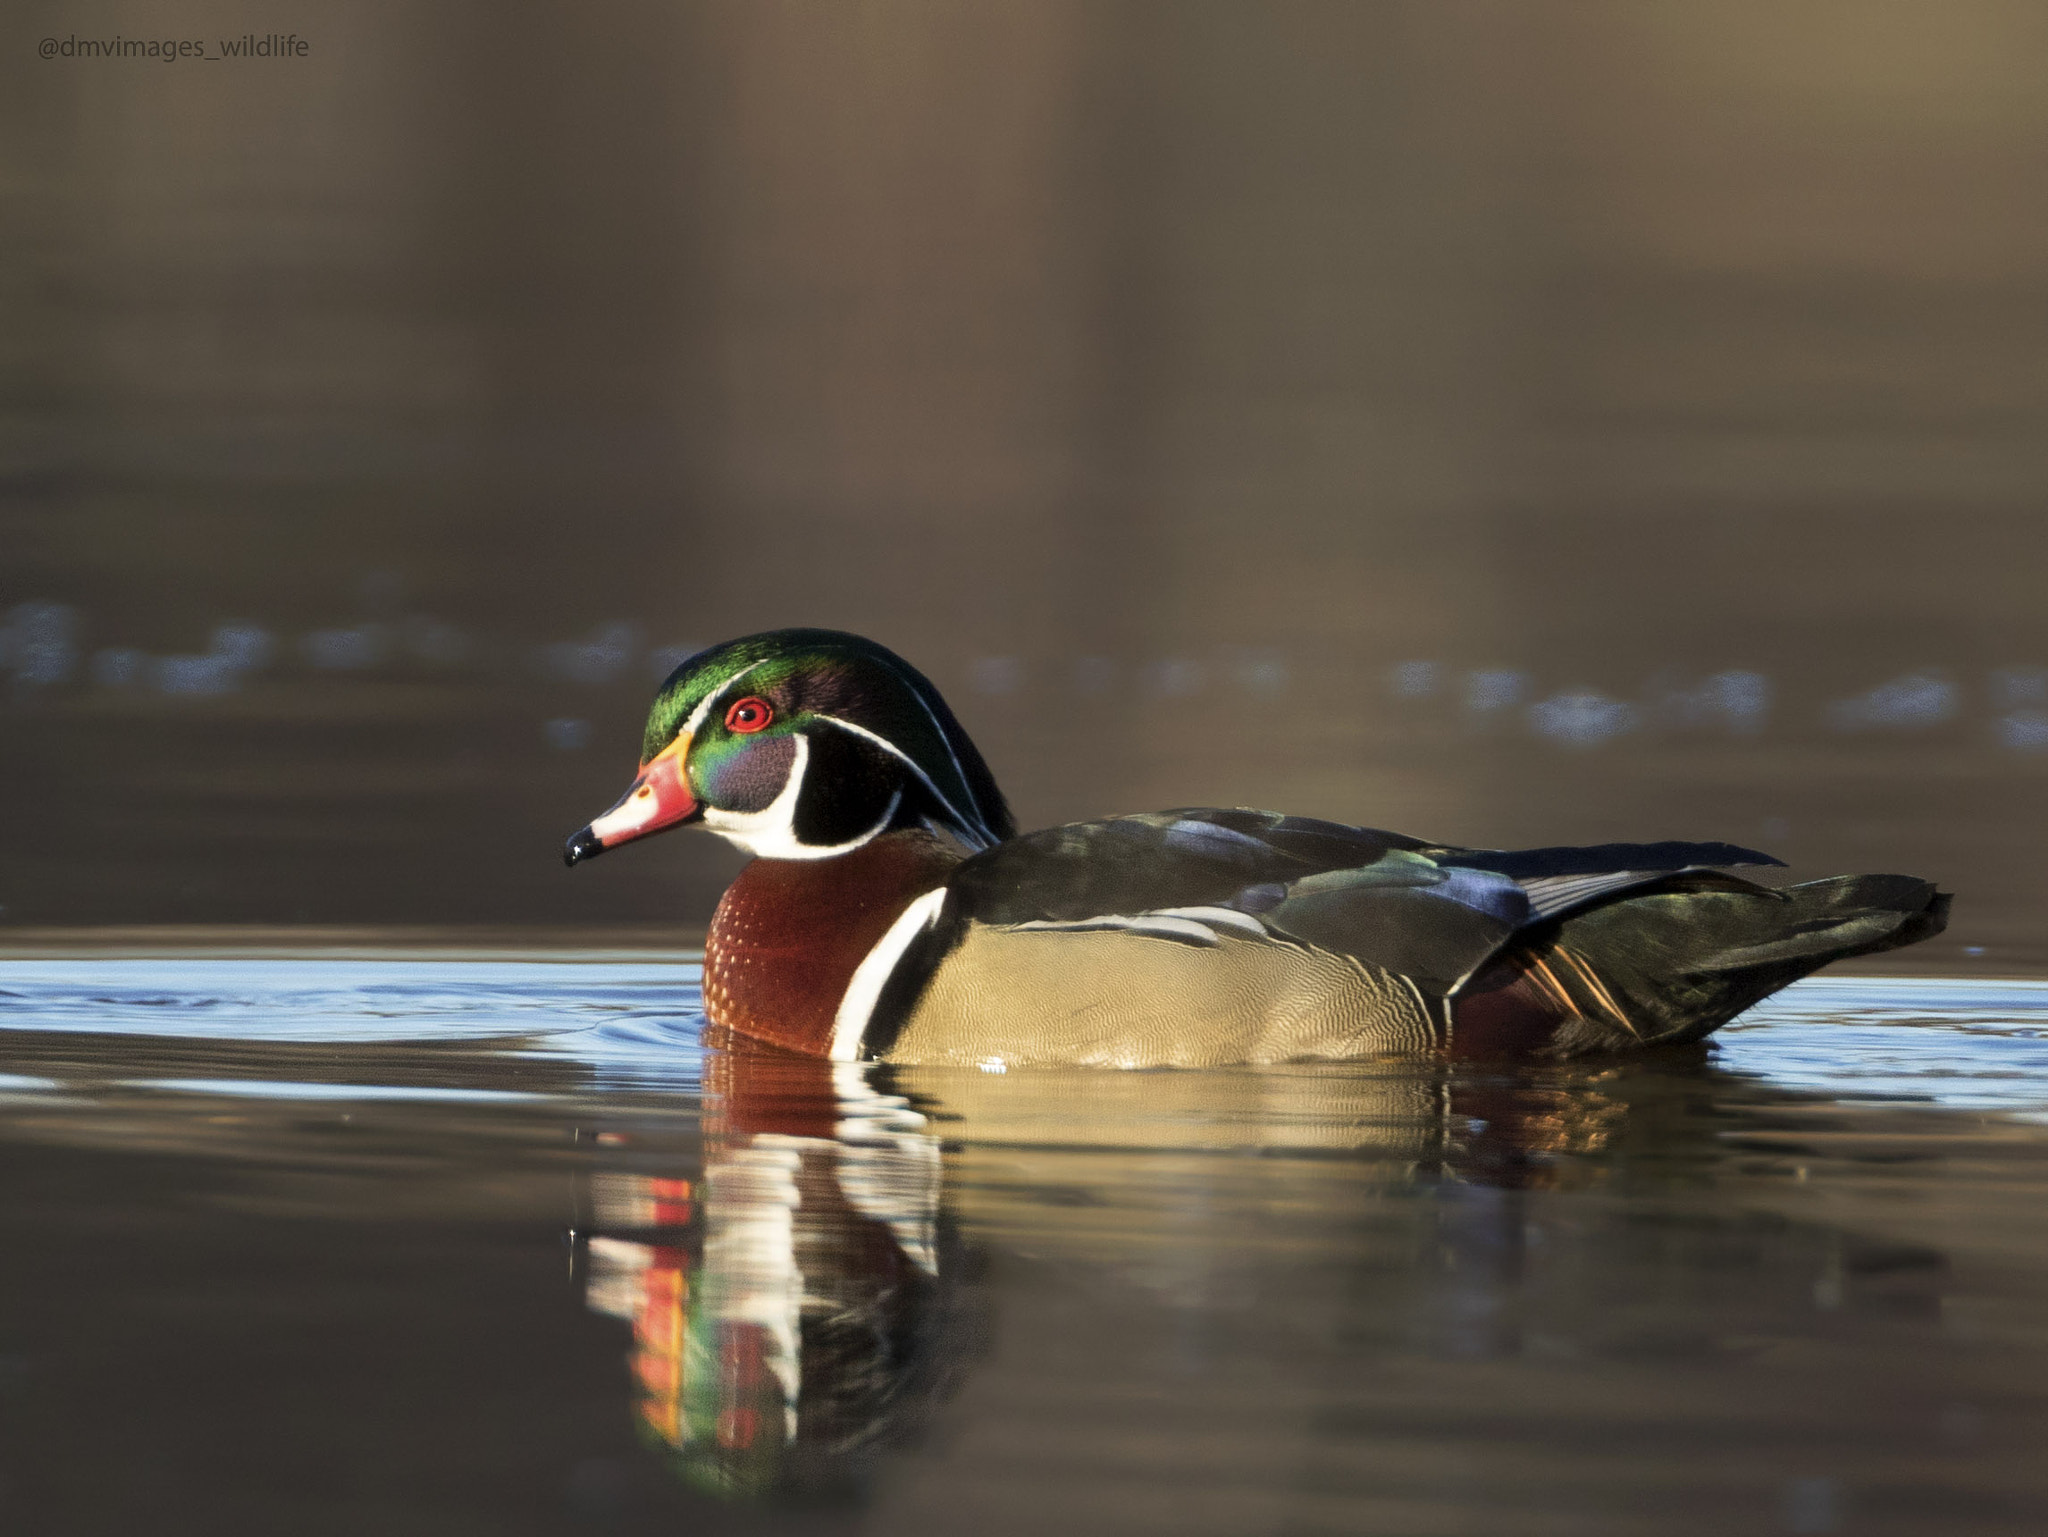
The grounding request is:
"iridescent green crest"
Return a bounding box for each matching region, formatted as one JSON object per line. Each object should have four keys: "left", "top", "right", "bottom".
{"left": 642, "top": 628, "right": 1014, "bottom": 848}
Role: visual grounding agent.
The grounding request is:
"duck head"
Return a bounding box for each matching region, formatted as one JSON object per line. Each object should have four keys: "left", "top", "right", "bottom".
{"left": 563, "top": 628, "right": 1014, "bottom": 865}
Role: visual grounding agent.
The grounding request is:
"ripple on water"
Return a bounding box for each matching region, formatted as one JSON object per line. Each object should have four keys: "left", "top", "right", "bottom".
{"left": 1, "top": 961, "right": 2047, "bottom": 1110}
{"left": 0, "top": 957, "right": 2040, "bottom": 1125}
{"left": 1720, "top": 976, "right": 2048, "bottom": 1112}
{"left": 0, "top": 957, "right": 707, "bottom": 1091}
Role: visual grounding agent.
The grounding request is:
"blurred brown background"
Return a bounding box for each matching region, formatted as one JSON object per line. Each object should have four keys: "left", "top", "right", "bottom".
{"left": 3, "top": 1, "right": 2044, "bottom": 958}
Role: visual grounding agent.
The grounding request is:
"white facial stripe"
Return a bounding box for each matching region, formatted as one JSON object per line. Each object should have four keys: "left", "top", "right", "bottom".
{"left": 701, "top": 733, "right": 905, "bottom": 860}
{"left": 668, "top": 657, "right": 998, "bottom": 850}
{"left": 676, "top": 657, "right": 772, "bottom": 745}
{"left": 892, "top": 675, "right": 997, "bottom": 847}
{"left": 814, "top": 715, "right": 996, "bottom": 850}
{"left": 831, "top": 887, "right": 948, "bottom": 1061}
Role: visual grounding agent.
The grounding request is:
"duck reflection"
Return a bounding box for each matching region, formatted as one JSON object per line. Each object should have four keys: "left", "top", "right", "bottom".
{"left": 576, "top": 1033, "right": 976, "bottom": 1500}
{"left": 576, "top": 1042, "right": 1949, "bottom": 1504}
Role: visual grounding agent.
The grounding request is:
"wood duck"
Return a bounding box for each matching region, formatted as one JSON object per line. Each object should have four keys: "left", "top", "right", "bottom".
{"left": 564, "top": 629, "right": 1948, "bottom": 1066}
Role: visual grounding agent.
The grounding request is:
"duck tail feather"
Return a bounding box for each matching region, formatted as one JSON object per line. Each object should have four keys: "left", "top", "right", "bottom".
{"left": 1534, "top": 874, "right": 1950, "bottom": 1052}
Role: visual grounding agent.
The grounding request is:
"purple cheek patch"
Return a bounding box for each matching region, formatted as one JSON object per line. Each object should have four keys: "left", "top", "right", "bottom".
{"left": 708, "top": 734, "right": 798, "bottom": 814}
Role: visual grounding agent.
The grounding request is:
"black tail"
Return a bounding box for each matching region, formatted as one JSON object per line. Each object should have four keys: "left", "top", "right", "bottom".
{"left": 1537, "top": 874, "right": 1950, "bottom": 1053}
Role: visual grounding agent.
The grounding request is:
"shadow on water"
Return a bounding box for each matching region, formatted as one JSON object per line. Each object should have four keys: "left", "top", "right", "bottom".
{"left": 0, "top": 962, "right": 2045, "bottom": 1531}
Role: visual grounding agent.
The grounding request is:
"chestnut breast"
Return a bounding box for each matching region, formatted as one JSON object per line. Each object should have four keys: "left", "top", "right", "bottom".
{"left": 703, "top": 830, "right": 962, "bottom": 1055}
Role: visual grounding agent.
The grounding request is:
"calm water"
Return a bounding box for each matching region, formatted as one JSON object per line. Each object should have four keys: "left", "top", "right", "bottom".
{"left": 1, "top": 958, "right": 2046, "bottom": 1535}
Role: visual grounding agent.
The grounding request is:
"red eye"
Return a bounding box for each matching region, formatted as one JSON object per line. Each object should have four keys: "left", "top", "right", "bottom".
{"left": 724, "top": 696, "right": 773, "bottom": 733}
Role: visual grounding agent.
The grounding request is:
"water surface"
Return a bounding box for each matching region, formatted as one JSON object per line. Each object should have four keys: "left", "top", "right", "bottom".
{"left": 1, "top": 957, "right": 2046, "bottom": 1534}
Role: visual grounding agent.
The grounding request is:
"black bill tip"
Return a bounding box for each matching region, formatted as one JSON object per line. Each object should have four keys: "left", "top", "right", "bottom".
{"left": 563, "top": 826, "right": 605, "bottom": 868}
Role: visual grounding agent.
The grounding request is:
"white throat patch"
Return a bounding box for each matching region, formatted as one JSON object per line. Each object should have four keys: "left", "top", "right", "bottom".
{"left": 702, "top": 733, "right": 902, "bottom": 860}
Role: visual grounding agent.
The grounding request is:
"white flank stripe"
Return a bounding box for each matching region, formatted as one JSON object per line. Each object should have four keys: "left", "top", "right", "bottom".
{"left": 1146, "top": 904, "right": 1268, "bottom": 937}
{"left": 1008, "top": 913, "right": 1226, "bottom": 947}
{"left": 831, "top": 888, "right": 948, "bottom": 1061}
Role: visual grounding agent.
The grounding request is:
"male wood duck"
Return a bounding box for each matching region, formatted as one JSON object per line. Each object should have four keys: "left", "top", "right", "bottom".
{"left": 564, "top": 629, "right": 1948, "bottom": 1066}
